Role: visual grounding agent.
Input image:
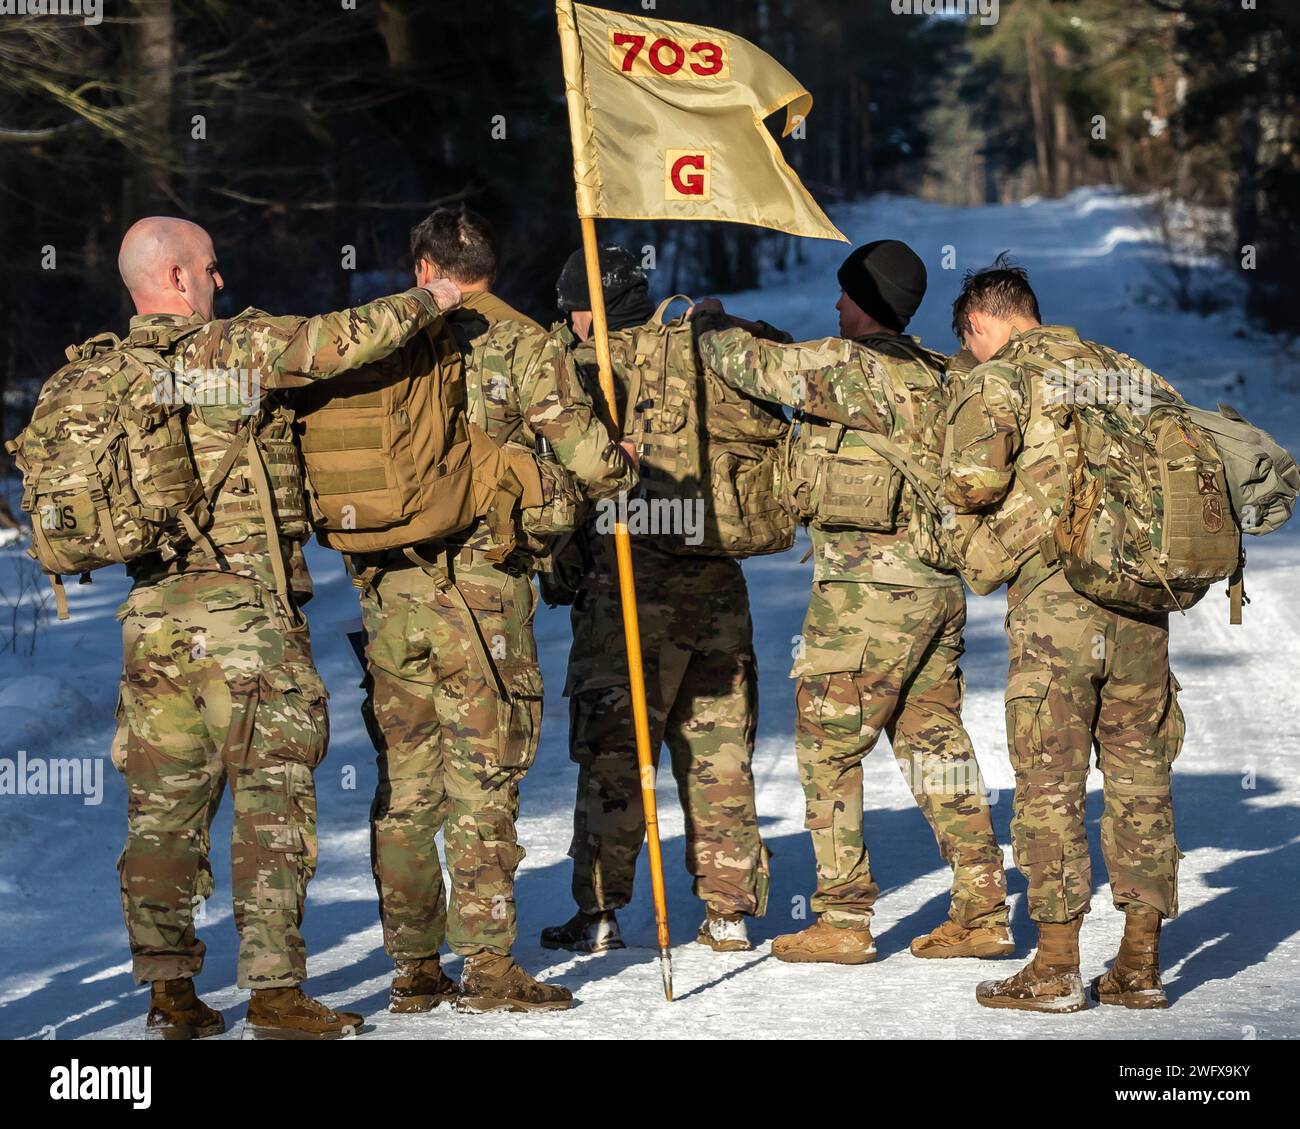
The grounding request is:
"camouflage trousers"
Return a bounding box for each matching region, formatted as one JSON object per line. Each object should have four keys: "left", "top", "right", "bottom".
{"left": 794, "top": 582, "right": 1007, "bottom": 929}
{"left": 114, "top": 572, "right": 328, "bottom": 988}
{"left": 358, "top": 548, "right": 543, "bottom": 959}
{"left": 1005, "top": 568, "right": 1185, "bottom": 923}
{"left": 564, "top": 555, "right": 768, "bottom": 917}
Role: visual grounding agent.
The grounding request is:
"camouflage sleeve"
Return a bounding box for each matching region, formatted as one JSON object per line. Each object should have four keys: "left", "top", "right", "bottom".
{"left": 512, "top": 326, "right": 637, "bottom": 501}
{"left": 203, "top": 287, "right": 445, "bottom": 389}
{"left": 694, "top": 313, "right": 892, "bottom": 432}
{"left": 941, "top": 362, "right": 1024, "bottom": 512}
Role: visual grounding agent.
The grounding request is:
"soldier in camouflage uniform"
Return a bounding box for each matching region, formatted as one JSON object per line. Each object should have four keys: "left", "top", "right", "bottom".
{"left": 540, "top": 245, "right": 771, "bottom": 956}
{"left": 690, "top": 241, "right": 1011, "bottom": 965}
{"left": 108, "top": 216, "right": 460, "bottom": 1038}
{"left": 348, "top": 210, "right": 636, "bottom": 1013}
{"left": 941, "top": 258, "right": 1184, "bottom": 1012}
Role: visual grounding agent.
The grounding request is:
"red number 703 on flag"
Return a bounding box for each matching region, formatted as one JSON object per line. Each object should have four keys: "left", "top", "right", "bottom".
{"left": 608, "top": 30, "right": 731, "bottom": 80}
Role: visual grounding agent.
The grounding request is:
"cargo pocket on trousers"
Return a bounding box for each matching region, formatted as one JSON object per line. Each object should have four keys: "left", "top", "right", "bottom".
{"left": 1017, "top": 836, "right": 1091, "bottom": 920}
{"left": 253, "top": 822, "right": 308, "bottom": 911}
{"left": 1004, "top": 669, "right": 1052, "bottom": 770}
{"left": 490, "top": 663, "right": 544, "bottom": 772}
{"left": 1162, "top": 673, "right": 1186, "bottom": 766}
{"left": 258, "top": 662, "right": 330, "bottom": 769}
{"left": 110, "top": 687, "right": 128, "bottom": 775}
{"left": 805, "top": 798, "right": 851, "bottom": 885}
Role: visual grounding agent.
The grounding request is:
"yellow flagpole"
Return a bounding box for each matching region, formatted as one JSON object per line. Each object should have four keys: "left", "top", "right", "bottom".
{"left": 558, "top": 0, "right": 673, "bottom": 1002}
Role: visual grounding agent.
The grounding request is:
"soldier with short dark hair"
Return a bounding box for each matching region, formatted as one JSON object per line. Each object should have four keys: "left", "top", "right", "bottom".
{"left": 351, "top": 210, "right": 636, "bottom": 1014}
{"left": 942, "top": 257, "right": 1185, "bottom": 1013}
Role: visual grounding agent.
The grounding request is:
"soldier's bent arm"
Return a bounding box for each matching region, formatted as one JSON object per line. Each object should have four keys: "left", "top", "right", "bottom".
{"left": 517, "top": 330, "right": 636, "bottom": 501}
{"left": 202, "top": 287, "right": 449, "bottom": 390}
{"left": 941, "top": 365, "right": 1023, "bottom": 512}
{"left": 693, "top": 313, "right": 893, "bottom": 433}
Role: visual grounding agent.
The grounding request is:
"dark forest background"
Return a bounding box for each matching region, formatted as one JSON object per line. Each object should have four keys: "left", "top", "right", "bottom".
{"left": 2, "top": 0, "right": 1298, "bottom": 464}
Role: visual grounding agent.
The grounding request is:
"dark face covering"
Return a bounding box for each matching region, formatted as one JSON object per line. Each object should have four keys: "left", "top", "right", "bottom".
{"left": 604, "top": 283, "right": 656, "bottom": 332}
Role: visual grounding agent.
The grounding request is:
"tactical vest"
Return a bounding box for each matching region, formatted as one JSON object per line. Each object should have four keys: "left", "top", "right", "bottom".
{"left": 783, "top": 336, "right": 951, "bottom": 541}
{"left": 296, "top": 323, "right": 523, "bottom": 558}
{"left": 603, "top": 296, "right": 793, "bottom": 558}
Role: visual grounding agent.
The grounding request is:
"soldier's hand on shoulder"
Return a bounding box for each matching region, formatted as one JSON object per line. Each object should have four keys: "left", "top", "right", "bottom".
{"left": 423, "top": 277, "right": 462, "bottom": 313}
{"left": 689, "top": 298, "right": 725, "bottom": 317}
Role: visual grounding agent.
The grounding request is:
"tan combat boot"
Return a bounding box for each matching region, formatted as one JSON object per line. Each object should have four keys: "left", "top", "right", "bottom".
{"left": 244, "top": 987, "right": 364, "bottom": 1039}
{"left": 976, "top": 917, "right": 1086, "bottom": 1013}
{"left": 145, "top": 979, "right": 225, "bottom": 1040}
{"left": 1091, "top": 908, "right": 1169, "bottom": 1009}
{"left": 696, "top": 908, "right": 752, "bottom": 953}
{"left": 772, "top": 916, "right": 877, "bottom": 965}
{"left": 911, "top": 919, "right": 1016, "bottom": 960}
{"left": 389, "top": 956, "right": 458, "bottom": 1013}
{"left": 456, "top": 953, "right": 574, "bottom": 1013}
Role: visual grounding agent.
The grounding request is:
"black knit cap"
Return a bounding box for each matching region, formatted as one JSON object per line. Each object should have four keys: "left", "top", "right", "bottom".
{"left": 556, "top": 244, "right": 647, "bottom": 312}
{"left": 836, "top": 240, "right": 927, "bottom": 332}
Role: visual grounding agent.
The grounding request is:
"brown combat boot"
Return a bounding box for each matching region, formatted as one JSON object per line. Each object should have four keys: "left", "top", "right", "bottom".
{"left": 244, "top": 987, "right": 364, "bottom": 1039}
{"left": 456, "top": 953, "right": 574, "bottom": 1013}
{"left": 696, "top": 908, "right": 752, "bottom": 953}
{"left": 1091, "top": 908, "right": 1169, "bottom": 1009}
{"left": 145, "top": 979, "right": 225, "bottom": 1040}
{"left": 911, "top": 919, "right": 1016, "bottom": 960}
{"left": 976, "top": 917, "right": 1086, "bottom": 1013}
{"left": 389, "top": 956, "right": 458, "bottom": 1013}
{"left": 772, "top": 916, "right": 877, "bottom": 965}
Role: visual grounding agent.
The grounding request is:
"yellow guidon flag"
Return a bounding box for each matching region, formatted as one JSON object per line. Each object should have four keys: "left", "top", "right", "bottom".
{"left": 556, "top": 1, "right": 847, "bottom": 242}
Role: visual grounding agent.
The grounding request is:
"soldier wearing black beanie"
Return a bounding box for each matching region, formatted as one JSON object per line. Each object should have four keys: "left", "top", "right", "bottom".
{"left": 836, "top": 239, "right": 928, "bottom": 333}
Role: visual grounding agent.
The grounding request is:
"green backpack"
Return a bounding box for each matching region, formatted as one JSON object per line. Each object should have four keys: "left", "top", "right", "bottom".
{"left": 6, "top": 324, "right": 237, "bottom": 617}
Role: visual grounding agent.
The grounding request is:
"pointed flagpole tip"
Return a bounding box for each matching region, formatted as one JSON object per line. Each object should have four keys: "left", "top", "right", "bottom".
{"left": 660, "top": 948, "right": 674, "bottom": 1002}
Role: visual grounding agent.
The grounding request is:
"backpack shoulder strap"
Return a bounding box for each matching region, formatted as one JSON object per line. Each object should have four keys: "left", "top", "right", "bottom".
{"left": 653, "top": 294, "right": 694, "bottom": 326}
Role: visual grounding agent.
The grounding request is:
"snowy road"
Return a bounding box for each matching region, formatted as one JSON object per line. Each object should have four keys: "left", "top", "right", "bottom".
{"left": 2, "top": 189, "right": 1298, "bottom": 1040}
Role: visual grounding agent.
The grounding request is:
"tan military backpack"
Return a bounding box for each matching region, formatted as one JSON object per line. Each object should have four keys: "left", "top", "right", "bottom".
{"left": 616, "top": 295, "right": 794, "bottom": 558}
{"left": 296, "top": 324, "right": 530, "bottom": 558}
{"left": 6, "top": 323, "right": 247, "bottom": 617}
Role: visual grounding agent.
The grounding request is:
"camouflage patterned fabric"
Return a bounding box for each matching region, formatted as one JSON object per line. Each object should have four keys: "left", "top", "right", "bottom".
{"left": 557, "top": 322, "right": 769, "bottom": 919}
{"left": 694, "top": 317, "right": 1007, "bottom": 930}
{"left": 942, "top": 324, "right": 1185, "bottom": 923}
{"left": 117, "top": 573, "right": 326, "bottom": 987}
{"left": 794, "top": 581, "right": 1007, "bottom": 928}
{"left": 362, "top": 553, "right": 542, "bottom": 957}
{"left": 360, "top": 291, "right": 633, "bottom": 960}
{"left": 113, "top": 288, "right": 444, "bottom": 987}
{"left": 564, "top": 541, "right": 768, "bottom": 916}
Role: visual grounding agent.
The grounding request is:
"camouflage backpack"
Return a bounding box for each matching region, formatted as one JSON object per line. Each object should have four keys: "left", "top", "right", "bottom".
{"left": 614, "top": 295, "right": 794, "bottom": 558}
{"left": 5, "top": 323, "right": 243, "bottom": 617}
{"left": 1048, "top": 345, "right": 1242, "bottom": 617}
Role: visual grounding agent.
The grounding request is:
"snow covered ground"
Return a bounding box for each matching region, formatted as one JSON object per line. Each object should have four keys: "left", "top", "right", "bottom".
{"left": 2, "top": 188, "right": 1298, "bottom": 1041}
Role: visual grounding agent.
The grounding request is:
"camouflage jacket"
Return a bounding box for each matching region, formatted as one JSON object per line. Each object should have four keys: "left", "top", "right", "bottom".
{"left": 694, "top": 313, "right": 959, "bottom": 588}
{"left": 445, "top": 291, "right": 635, "bottom": 560}
{"left": 940, "top": 323, "right": 1180, "bottom": 604}
{"left": 129, "top": 287, "right": 445, "bottom": 599}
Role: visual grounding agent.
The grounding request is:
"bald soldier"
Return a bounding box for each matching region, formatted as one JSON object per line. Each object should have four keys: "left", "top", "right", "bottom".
{"left": 109, "top": 217, "right": 460, "bottom": 1038}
